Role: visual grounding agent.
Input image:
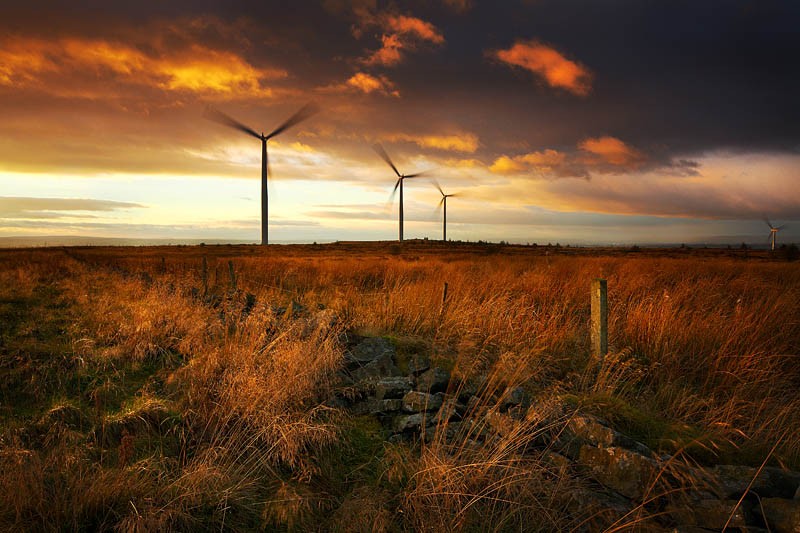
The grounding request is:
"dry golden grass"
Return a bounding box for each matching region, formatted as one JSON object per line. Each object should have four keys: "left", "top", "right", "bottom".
{"left": 0, "top": 243, "right": 798, "bottom": 530}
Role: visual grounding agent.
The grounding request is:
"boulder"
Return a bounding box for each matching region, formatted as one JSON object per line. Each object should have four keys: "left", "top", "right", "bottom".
{"left": 416, "top": 367, "right": 450, "bottom": 393}
{"left": 760, "top": 498, "right": 800, "bottom": 532}
{"left": 711, "top": 465, "right": 800, "bottom": 499}
{"left": 500, "top": 386, "right": 529, "bottom": 410}
{"left": 394, "top": 413, "right": 426, "bottom": 433}
{"left": 350, "top": 352, "right": 402, "bottom": 382}
{"left": 402, "top": 391, "right": 444, "bottom": 413}
{"left": 666, "top": 499, "right": 753, "bottom": 530}
{"left": 375, "top": 377, "right": 412, "bottom": 400}
{"left": 347, "top": 337, "right": 395, "bottom": 364}
{"left": 484, "top": 409, "right": 520, "bottom": 438}
{"left": 559, "top": 415, "right": 651, "bottom": 458}
{"left": 578, "top": 445, "right": 659, "bottom": 500}
{"left": 407, "top": 355, "right": 430, "bottom": 375}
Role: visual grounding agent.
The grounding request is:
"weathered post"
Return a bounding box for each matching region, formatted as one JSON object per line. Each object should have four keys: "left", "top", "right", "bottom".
{"left": 160, "top": 256, "right": 166, "bottom": 274}
{"left": 201, "top": 256, "right": 208, "bottom": 296}
{"left": 228, "top": 260, "right": 237, "bottom": 292}
{"left": 591, "top": 278, "right": 608, "bottom": 359}
{"left": 440, "top": 281, "right": 449, "bottom": 315}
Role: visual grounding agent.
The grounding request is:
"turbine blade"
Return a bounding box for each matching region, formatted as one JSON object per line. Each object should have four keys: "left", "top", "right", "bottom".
{"left": 404, "top": 170, "right": 429, "bottom": 179}
{"left": 266, "top": 102, "right": 320, "bottom": 140}
{"left": 433, "top": 197, "right": 444, "bottom": 220}
{"left": 431, "top": 178, "right": 444, "bottom": 196}
{"left": 775, "top": 225, "right": 786, "bottom": 230}
{"left": 387, "top": 178, "right": 401, "bottom": 205}
{"left": 764, "top": 217, "right": 774, "bottom": 229}
{"left": 373, "top": 143, "right": 402, "bottom": 178}
{"left": 449, "top": 192, "right": 462, "bottom": 198}
{"left": 203, "top": 105, "right": 262, "bottom": 139}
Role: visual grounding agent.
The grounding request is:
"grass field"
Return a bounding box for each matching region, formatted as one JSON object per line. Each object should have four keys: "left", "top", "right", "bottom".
{"left": 0, "top": 242, "right": 798, "bottom": 531}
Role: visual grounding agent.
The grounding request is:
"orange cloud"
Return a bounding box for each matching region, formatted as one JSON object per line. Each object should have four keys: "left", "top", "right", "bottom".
{"left": 386, "top": 132, "right": 479, "bottom": 153}
{"left": 362, "top": 14, "right": 444, "bottom": 66}
{"left": 493, "top": 40, "right": 592, "bottom": 96}
{"left": 579, "top": 136, "right": 645, "bottom": 168}
{"left": 384, "top": 15, "right": 445, "bottom": 44}
{"left": 490, "top": 149, "right": 567, "bottom": 174}
{"left": 0, "top": 36, "right": 286, "bottom": 99}
{"left": 319, "top": 72, "right": 400, "bottom": 97}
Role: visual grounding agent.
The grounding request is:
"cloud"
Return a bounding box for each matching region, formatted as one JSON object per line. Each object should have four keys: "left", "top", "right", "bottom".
{"left": 384, "top": 132, "right": 479, "bottom": 153}
{"left": 361, "top": 14, "right": 445, "bottom": 66}
{"left": 319, "top": 72, "right": 399, "bottom": 97}
{"left": 490, "top": 137, "right": 647, "bottom": 179}
{"left": 489, "top": 149, "right": 566, "bottom": 174}
{"left": 0, "top": 197, "right": 144, "bottom": 219}
{"left": 492, "top": 40, "right": 592, "bottom": 96}
{"left": 578, "top": 136, "right": 645, "bottom": 168}
{"left": 0, "top": 35, "right": 286, "bottom": 100}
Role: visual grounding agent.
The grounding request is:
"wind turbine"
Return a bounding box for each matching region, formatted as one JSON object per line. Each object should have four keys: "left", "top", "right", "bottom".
{"left": 764, "top": 218, "right": 786, "bottom": 251}
{"left": 374, "top": 143, "right": 426, "bottom": 241}
{"left": 433, "top": 179, "right": 460, "bottom": 242}
{"left": 203, "top": 103, "right": 319, "bottom": 245}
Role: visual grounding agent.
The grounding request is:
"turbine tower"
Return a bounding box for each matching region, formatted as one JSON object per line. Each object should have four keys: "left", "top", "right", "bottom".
{"left": 765, "top": 218, "right": 786, "bottom": 251}
{"left": 203, "top": 103, "right": 319, "bottom": 245}
{"left": 433, "top": 179, "right": 460, "bottom": 242}
{"left": 374, "top": 144, "right": 425, "bottom": 241}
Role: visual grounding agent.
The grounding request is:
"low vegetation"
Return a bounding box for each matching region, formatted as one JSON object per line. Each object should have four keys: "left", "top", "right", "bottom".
{"left": 1, "top": 242, "right": 798, "bottom": 530}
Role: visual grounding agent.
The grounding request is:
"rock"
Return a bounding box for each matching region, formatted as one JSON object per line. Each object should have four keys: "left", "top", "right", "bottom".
{"left": 394, "top": 413, "right": 426, "bottom": 433}
{"left": 352, "top": 398, "right": 403, "bottom": 415}
{"left": 484, "top": 409, "right": 520, "bottom": 438}
{"left": 402, "top": 391, "right": 444, "bottom": 413}
{"left": 711, "top": 465, "right": 800, "bottom": 500}
{"left": 566, "top": 488, "right": 635, "bottom": 531}
{"left": 543, "top": 451, "right": 573, "bottom": 469}
{"left": 416, "top": 367, "right": 450, "bottom": 393}
{"left": 666, "top": 499, "right": 753, "bottom": 530}
{"left": 500, "top": 386, "right": 529, "bottom": 410}
{"left": 407, "top": 355, "right": 430, "bottom": 375}
{"left": 434, "top": 396, "right": 464, "bottom": 423}
{"left": 375, "top": 377, "right": 412, "bottom": 400}
{"left": 456, "top": 374, "right": 488, "bottom": 404}
{"left": 578, "top": 445, "right": 659, "bottom": 500}
{"left": 759, "top": 498, "right": 800, "bottom": 532}
{"left": 380, "top": 399, "right": 403, "bottom": 413}
{"left": 347, "top": 337, "right": 395, "bottom": 364}
{"left": 558, "top": 415, "right": 651, "bottom": 458}
{"left": 350, "top": 352, "right": 402, "bottom": 381}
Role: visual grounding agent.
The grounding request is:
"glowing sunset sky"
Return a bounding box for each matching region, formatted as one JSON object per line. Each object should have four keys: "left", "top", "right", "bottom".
{"left": 1, "top": 1, "right": 798, "bottom": 244}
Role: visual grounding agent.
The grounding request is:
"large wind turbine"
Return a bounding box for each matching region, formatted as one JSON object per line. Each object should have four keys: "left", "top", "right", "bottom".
{"left": 765, "top": 218, "right": 786, "bottom": 251}
{"left": 433, "top": 179, "right": 460, "bottom": 242}
{"left": 203, "top": 103, "right": 319, "bottom": 245}
{"left": 374, "top": 144, "right": 426, "bottom": 241}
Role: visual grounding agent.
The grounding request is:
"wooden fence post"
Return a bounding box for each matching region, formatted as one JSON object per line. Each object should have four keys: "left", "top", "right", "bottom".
{"left": 591, "top": 278, "right": 608, "bottom": 359}
{"left": 228, "top": 260, "right": 237, "bottom": 292}
{"left": 439, "top": 282, "right": 449, "bottom": 315}
{"left": 201, "top": 256, "right": 208, "bottom": 295}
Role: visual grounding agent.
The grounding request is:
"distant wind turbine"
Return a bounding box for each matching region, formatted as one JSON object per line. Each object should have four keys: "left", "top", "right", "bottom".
{"left": 433, "top": 179, "right": 460, "bottom": 242}
{"left": 764, "top": 218, "right": 786, "bottom": 251}
{"left": 203, "top": 103, "right": 319, "bottom": 245}
{"left": 374, "top": 143, "right": 426, "bottom": 242}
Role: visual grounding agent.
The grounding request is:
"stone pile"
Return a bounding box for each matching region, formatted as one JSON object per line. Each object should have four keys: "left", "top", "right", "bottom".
{"left": 336, "top": 335, "right": 800, "bottom": 532}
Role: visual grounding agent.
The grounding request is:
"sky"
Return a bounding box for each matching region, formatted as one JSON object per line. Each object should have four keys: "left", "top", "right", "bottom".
{"left": 1, "top": 0, "right": 799, "bottom": 245}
